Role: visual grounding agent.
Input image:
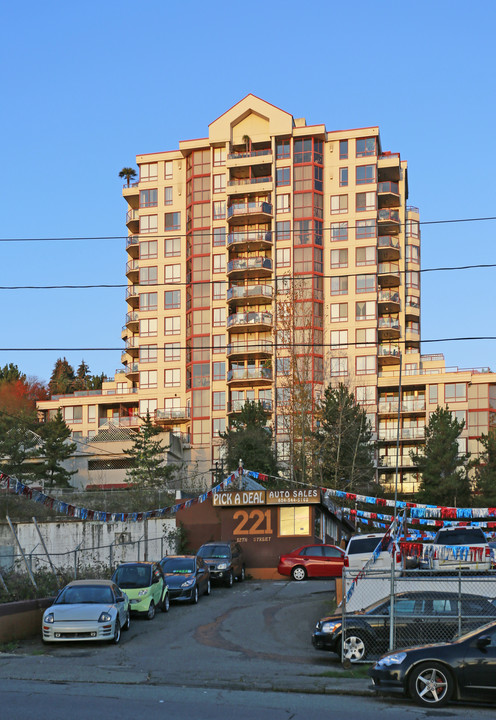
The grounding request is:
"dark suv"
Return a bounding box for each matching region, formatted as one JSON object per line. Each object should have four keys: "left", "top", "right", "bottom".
{"left": 197, "top": 542, "right": 245, "bottom": 587}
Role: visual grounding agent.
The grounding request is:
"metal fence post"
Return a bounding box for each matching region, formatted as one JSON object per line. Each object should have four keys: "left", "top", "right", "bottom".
{"left": 458, "top": 568, "right": 462, "bottom": 638}
{"left": 6, "top": 516, "right": 37, "bottom": 589}
{"left": 341, "top": 569, "right": 347, "bottom": 664}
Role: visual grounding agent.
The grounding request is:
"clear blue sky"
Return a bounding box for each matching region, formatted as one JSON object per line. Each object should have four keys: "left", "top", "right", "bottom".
{"left": 1, "top": 0, "right": 495, "bottom": 384}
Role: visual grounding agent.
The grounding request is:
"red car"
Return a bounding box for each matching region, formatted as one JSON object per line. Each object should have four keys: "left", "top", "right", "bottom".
{"left": 277, "top": 544, "right": 345, "bottom": 581}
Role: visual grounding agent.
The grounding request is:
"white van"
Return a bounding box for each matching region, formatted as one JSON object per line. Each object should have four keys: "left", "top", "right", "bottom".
{"left": 344, "top": 533, "right": 401, "bottom": 575}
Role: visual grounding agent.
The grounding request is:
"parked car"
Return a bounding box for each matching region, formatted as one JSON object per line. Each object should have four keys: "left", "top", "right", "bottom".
{"left": 277, "top": 544, "right": 345, "bottom": 581}
{"left": 370, "top": 620, "right": 496, "bottom": 707}
{"left": 344, "top": 533, "right": 401, "bottom": 576}
{"left": 422, "top": 526, "right": 491, "bottom": 572}
{"left": 42, "top": 579, "right": 130, "bottom": 644}
{"left": 312, "top": 590, "right": 496, "bottom": 661}
{"left": 160, "top": 555, "right": 210, "bottom": 603}
{"left": 112, "top": 561, "right": 169, "bottom": 619}
{"left": 196, "top": 542, "right": 245, "bottom": 587}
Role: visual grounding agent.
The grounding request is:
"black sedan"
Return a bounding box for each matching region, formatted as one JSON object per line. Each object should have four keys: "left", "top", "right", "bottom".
{"left": 312, "top": 590, "right": 496, "bottom": 661}
{"left": 160, "top": 555, "right": 210, "bottom": 604}
{"left": 370, "top": 620, "right": 496, "bottom": 707}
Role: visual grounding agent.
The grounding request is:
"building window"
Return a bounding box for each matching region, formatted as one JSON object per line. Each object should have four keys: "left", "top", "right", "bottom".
{"left": 276, "top": 221, "right": 290, "bottom": 240}
{"left": 64, "top": 406, "right": 82, "bottom": 424}
{"left": 356, "top": 137, "right": 377, "bottom": 157}
{"left": 88, "top": 405, "right": 96, "bottom": 423}
{"left": 165, "top": 212, "right": 181, "bottom": 231}
{"left": 212, "top": 362, "right": 225, "bottom": 381}
{"left": 339, "top": 168, "right": 348, "bottom": 187}
{"left": 429, "top": 384, "right": 438, "bottom": 404}
{"left": 140, "top": 215, "right": 158, "bottom": 234}
{"left": 140, "top": 189, "right": 158, "bottom": 208}
{"left": 445, "top": 383, "right": 466, "bottom": 402}
{"left": 356, "top": 301, "right": 375, "bottom": 320}
{"left": 276, "top": 247, "right": 291, "bottom": 267}
{"left": 331, "top": 195, "right": 348, "bottom": 214}
{"left": 139, "top": 266, "right": 157, "bottom": 285}
{"left": 165, "top": 264, "right": 181, "bottom": 284}
{"left": 356, "top": 386, "right": 376, "bottom": 405}
{"left": 213, "top": 254, "right": 226, "bottom": 274}
{"left": 356, "top": 327, "right": 376, "bottom": 347}
{"left": 406, "top": 271, "right": 420, "bottom": 289}
{"left": 213, "top": 147, "right": 226, "bottom": 166}
{"left": 165, "top": 316, "right": 180, "bottom": 335}
{"left": 212, "top": 334, "right": 225, "bottom": 354}
{"left": 213, "top": 174, "right": 226, "bottom": 194}
{"left": 140, "top": 398, "right": 157, "bottom": 416}
{"left": 356, "top": 219, "right": 376, "bottom": 239}
{"left": 356, "top": 247, "right": 376, "bottom": 266}
{"left": 331, "top": 357, "right": 348, "bottom": 377}
{"left": 330, "top": 249, "right": 348, "bottom": 268}
{"left": 140, "top": 240, "right": 158, "bottom": 259}
{"left": 140, "top": 318, "right": 157, "bottom": 337}
{"left": 165, "top": 237, "right": 181, "bottom": 256}
{"left": 140, "top": 370, "right": 158, "bottom": 389}
{"left": 212, "top": 418, "right": 226, "bottom": 438}
{"left": 356, "top": 192, "right": 376, "bottom": 212}
{"left": 164, "top": 160, "right": 173, "bottom": 179}
{"left": 276, "top": 276, "right": 291, "bottom": 294}
{"left": 330, "top": 302, "right": 347, "bottom": 322}
{"left": 276, "top": 167, "right": 290, "bottom": 186}
{"left": 406, "top": 244, "right": 420, "bottom": 263}
{"left": 164, "top": 343, "right": 180, "bottom": 362}
{"left": 276, "top": 194, "right": 290, "bottom": 213}
{"left": 331, "top": 277, "right": 348, "bottom": 295}
{"left": 356, "top": 274, "right": 376, "bottom": 293}
{"left": 164, "top": 187, "right": 173, "bottom": 205}
{"left": 406, "top": 219, "right": 420, "bottom": 238}
{"left": 213, "top": 307, "right": 226, "bottom": 327}
{"left": 276, "top": 357, "right": 290, "bottom": 376}
{"left": 140, "top": 345, "right": 158, "bottom": 363}
{"left": 140, "top": 163, "right": 158, "bottom": 181}
{"left": 356, "top": 355, "right": 376, "bottom": 375}
{"left": 213, "top": 201, "right": 225, "bottom": 220}
{"left": 212, "top": 391, "right": 225, "bottom": 411}
{"left": 164, "top": 369, "right": 180, "bottom": 387}
{"left": 213, "top": 227, "right": 226, "bottom": 246}
{"left": 276, "top": 139, "right": 290, "bottom": 159}
{"left": 164, "top": 290, "right": 180, "bottom": 309}
{"left": 139, "top": 292, "right": 158, "bottom": 311}
{"left": 330, "top": 330, "right": 347, "bottom": 348}
{"left": 212, "top": 281, "right": 226, "bottom": 300}
{"left": 330, "top": 222, "right": 348, "bottom": 242}
{"left": 356, "top": 165, "right": 376, "bottom": 184}
{"left": 339, "top": 140, "right": 348, "bottom": 160}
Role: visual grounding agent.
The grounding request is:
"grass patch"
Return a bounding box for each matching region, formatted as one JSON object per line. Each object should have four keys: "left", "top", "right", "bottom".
{"left": 0, "top": 640, "right": 20, "bottom": 653}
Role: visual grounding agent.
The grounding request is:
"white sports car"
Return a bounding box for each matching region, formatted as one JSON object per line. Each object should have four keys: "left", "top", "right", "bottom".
{"left": 42, "top": 579, "right": 130, "bottom": 644}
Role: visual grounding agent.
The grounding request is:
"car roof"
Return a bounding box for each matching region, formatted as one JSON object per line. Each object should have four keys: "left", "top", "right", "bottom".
{"left": 116, "top": 561, "right": 155, "bottom": 567}
{"left": 66, "top": 579, "right": 115, "bottom": 587}
{"left": 161, "top": 554, "right": 196, "bottom": 560}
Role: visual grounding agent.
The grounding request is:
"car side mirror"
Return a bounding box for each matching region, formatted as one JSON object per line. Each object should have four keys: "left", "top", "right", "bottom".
{"left": 152, "top": 576, "right": 160, "bottom": 584}
{"left": 198, "top": 567, "right": 205, "bottom": 574}
{"left": 477, "top": 636, "right": 492, "bottom": 650}
{"left": 116, "top": 596, "right": 125, "bottom": 603}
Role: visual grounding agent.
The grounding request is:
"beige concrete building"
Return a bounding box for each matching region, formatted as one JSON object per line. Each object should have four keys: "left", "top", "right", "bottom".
{"left": 37, "top": 96, "right": 496, "bottom": 493}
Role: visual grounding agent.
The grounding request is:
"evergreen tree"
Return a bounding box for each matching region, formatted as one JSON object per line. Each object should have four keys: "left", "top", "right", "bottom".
{"left": 314, "top": 383, "right": 375, "bottom": 491}
{"left": 472, "top": 428, "right": 496, "bottom": 506}
{"left": 221, "top": 400, "right": 278, "bottom": 475}
{"left": 37, "top": 409, "right": 77, "bottom": 488}
{"left": 87, "top": 372, "right": 106, "bottom": 390}
{"left": 0, "top": 412, "right": 41, "bottom": 483}
{"left": 48, "top": 358, "right": 76, "bottom": 396}
{"left": 0, "top": 363, "right": 26, "bottom": 383}
{"left": 411, "top": 406, "right": 471, "bottom": 506}
{"left": 125, "top": 412, "right": 178, "bottom": 489}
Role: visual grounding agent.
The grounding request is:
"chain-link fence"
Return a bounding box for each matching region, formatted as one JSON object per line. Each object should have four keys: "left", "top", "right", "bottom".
{"left": 340, "top": 569, "right": 496, "bottom": 662}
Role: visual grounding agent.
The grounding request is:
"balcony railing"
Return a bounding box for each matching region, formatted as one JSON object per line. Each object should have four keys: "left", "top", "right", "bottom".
{"left": 227, "top": 284, "right": 273, "bottom": 301}
{"left": 126, "top": 285, "right": 139, "bottom": 299}
{"left": 378, "top": 181, "right": 399, "bottom": 194}
{"left": 378, "top": 290, "right": 400, "bottom": 304}
{"left": 227, "top": 257, "right": 273, "bottom": 273}
{"left": 156, "top": 408, "right": 190, "bottom": 421}
{"left": 380, "top": 455, "right": 416, "bottom": 468}
{"left": 125, "top": 363, "right": 139, "bottom": 373}
{"left": 227, "top": 201, "right": 273, "bottom": 218}
{"left": 227, "top": 340, "right": 273, "bottom": 355}
{"left": 126, "top": 311, "right": 139, "bottom": 324}
{"left": 229, "top": 399, "right": 273, "bottom": 412}
{"left": 99, "top": 415, "right": 140, "bottom": 428}
{"left": 126, "top": 260, "right": 139, "bottom": 274}
{"left": 377, "top": 236, "right": 400, "bottom": 249}
{"left": 227, "top": 311, "right": 273, "bottom": 328}
{"left": 227, "top": 230, "right": 272, "bottom": 246}
{"left": 227, "top": 367, "right": 273, "bottom": 382}
{"left": 228, "top": 176, "right": 272, "bottom": 187}
{"left": 378, "top": 345, "right": 400, "bottom": 358}
{"left": 378, "top": 318, "right": 400, "bottom": 331}
{"left": 378, "top": 400, "right": 426, "bottom": 413}
{"left": 378, "top": 427, "right": 425, "bottom": 441}
{"left": 126, "top": 235, "right": 139, "bottom": 248}
{"left": 228, "top": 149, "right": 272, "bottom": 160}
{"left": 126, "top": 209, "right": 139, "bottom": 223}
{"left": 378, "top": 208, "right": 400, "bottom": 223}
{"left": 123, "top": 181, "right": 139, "bottom": 189}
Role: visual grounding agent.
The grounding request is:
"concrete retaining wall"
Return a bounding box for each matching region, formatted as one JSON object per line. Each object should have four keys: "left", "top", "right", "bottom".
{"left": 0, "top": 597, "right": 54, "bottom": 643}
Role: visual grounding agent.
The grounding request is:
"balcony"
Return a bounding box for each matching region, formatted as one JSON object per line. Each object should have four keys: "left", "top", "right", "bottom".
{"left": 378, "top": 153, "right": 401, "bottom": 182}
{"left": 380, "top": 455, "right": 417, "bottom": 468}
{"left": 227, "top": 230, "right": 272, "bottom": 251}
{"left": 155, "top": 407, "right": 190, "bottom": 424}
{"left": 378, "top": 290, "right": 400, "bottom": 313}
{"left": 377, "top": 235, "right": 400, "bottom": 261}
{"left": 377, "top": 181, "right": 400, "bottom": 208}
{"left": 227, "top": 256, "right": 273, "bottom": 279}
{"left": 99, "top": 415, "right": 141, "bottom": 428}
{"left": 228, "top": 399, "right": 273, "bottom": 413}
{"left": 227, "top": 201, "right": 273, "bottom": 225}
{"left": 378, "top": 399, "right": 426, "bottom": 414}
{"left": 378, "top": 345, "right": 401, "bottom": 365}
{"left": 126, "top": 284, "right": 139, "bottom": 307}
{"left": 378, "top": 427, "right": 425, "bottom": 441}
{"left": 126, "top": 259, "right": 139, "bottom": 280}
{"left": 227, "top": 148, "right": 272, "bottom": 168}
{"left": 125, "top": 311, "right": 139, "bottom": 331}
{"left": 378, "top": 208, "right": 400, "bottom": 234}
{"left": 227, "top": 311, "right": 273, "bottom": 332}
{"left": 378, "top": 317, "right": 400, "bottom": 340}
{"left": 227, "top": 176, "right": 273, "bottom": 196}
{"left": 227, "top": 340, "right": 273, "bottom": 358}
{"left": 126, "top": 235, "right": 139, "bottom": 258}
{"left": 378, "top": 262, "right": 400, "bottom": 287}
{"left": 124, "top": 362, "right": 139, "bottom": 379}
{"left": 405, "top": 297, "right": 420, "bottom": 319}
{"left": 227, "top": 284, "right": 273, "bottom": 306}
{"left": 124, "top": 336, "right": 139, "bottom": 357}
{"left": 227, "top": 367, "right": 273, "bottom": 385}
{"left": 122, "top": 182, "right": 139, "bottom": 209}
{"left": 126, "top": 209, "right": 139, "bottom": 230}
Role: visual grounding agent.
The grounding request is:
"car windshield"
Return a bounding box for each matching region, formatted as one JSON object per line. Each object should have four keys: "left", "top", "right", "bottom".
{"left": 113, "top": 564, "right": 152, "bottom": 588}
{"left": 198, "top": 545, "right": 229, "bottom": 559}
{"left": 347, "top": 537, "right": 383, "bottom": 554}
{"left": 162, "top": 558, "right": 195, "bottom": 574}
{"left": 454, "top": 620, "right": 496, "bottom": 644}
{"left": 56, "top": 585, "right": 114, "bottom": 605}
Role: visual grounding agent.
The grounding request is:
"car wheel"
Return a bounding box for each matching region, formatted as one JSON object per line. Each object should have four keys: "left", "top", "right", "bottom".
{"left": 238, "top": 566, "right": 245, "bottom": 582}
{"left": 342, "top": 633, "right": 367, "bottom": 662}
{"left": 113, "top": 620, "right": 121, "bottom": 644}
{"left": 225, "top": 570, "right": 234, "bottom": 588}
{"left": 122, "top": 610, "right": 131, "bottom": 631}
{"left": 408, "top": 662, "right": 453, "bottom": 707}
{"left": 291, "top": 566, "right": 307, "bottom": 582}
{"left": 204, "top": 579, "right": 211, "bottom": 596}
{"left": 161, "top": 592, "right": 170, "bottom": 612}
{"left": 146, "top": 601, "right": 155, "bottom": 621}
{"left": 191, "top": 585, "right": 199, "bottom": 604}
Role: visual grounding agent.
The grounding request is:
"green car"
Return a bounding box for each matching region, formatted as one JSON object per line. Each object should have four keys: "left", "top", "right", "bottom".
{"left": 112, "top": 562, "right": 169, "bottom": 620}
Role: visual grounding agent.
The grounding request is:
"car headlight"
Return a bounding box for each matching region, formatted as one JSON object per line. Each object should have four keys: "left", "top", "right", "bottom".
{"left": 181, "top": 579, "right": 195, "bottom": 588}
{"left": 138, "top": 589, "right": 149, "bottom": 597}
{"left": 216, "top": 563, "right": 228, "bottom": 570}
{"left": 44, "top": 612, "right": 54, "bottom": 624}
{"left": 375, "top": 652, "right": 407, "bottom": 667}
{"left": 98, "top": 612, "right": 112, "bottom": 623}
{"left": 321, "top": 621, "right": 342, "bottom": 634}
